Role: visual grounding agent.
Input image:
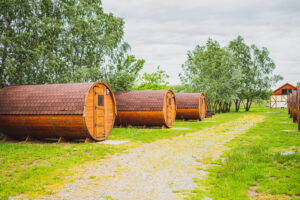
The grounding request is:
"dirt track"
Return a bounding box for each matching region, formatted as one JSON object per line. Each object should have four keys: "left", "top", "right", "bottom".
{"left": 42, "top": 114, "right": 264, "bottom": 200}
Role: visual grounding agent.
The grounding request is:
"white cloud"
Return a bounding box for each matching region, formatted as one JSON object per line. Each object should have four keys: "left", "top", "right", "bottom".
{"left": 103, "top": 0, "right": 300, "bottom": 88}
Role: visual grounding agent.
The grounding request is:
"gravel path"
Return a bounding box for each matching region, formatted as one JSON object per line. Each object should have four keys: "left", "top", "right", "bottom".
{"left": 42, "top": 114, "right": 264, "bottom": 200}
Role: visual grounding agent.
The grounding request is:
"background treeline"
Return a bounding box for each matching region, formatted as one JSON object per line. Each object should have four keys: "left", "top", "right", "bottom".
{"left": 0, "top": 0, "right": 282, "bottom": 113}
{"left": 180, "top": 37, "right": 282, "bottom": 112}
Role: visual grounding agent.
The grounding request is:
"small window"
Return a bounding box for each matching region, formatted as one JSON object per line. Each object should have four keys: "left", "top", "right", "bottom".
{"left": 98, "top": 95, "right": 103, "bottom": 106}
{"left": 288, "top": 89, "right": 292, "bottom": 94}
{"left": 169, "top": 98, "right": 171, "bottom": 105}
{"left": 281, "top": 89, "right": 287, "bottom": 95}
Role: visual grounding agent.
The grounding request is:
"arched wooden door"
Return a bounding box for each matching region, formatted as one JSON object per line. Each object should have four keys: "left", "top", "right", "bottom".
{"left": 165, "top": 92, "right": 174, "bottom": 126}
{"left": 199, "top": 95, "right": 206, "bottom": 120}
{"left": 93, "top": 85, "right": 107, "bottom": 140}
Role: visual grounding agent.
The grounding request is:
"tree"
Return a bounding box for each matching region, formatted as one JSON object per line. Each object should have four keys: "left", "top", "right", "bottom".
{"left": 135, "top": 66, "right": 170, "bottom": 90}
{"left": 297, "top": 82, "right": 300, "bottom": 86}
{"left": 180, "top": 38, "right": 242, "bottom": 113}
{"left": 0, "top": 0, "right": 144, "bottom": 90}
{"left": 229, "top": 36, "right": 282, "bottom": 111}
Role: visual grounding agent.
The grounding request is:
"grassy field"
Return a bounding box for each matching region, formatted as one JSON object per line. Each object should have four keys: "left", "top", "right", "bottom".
{"left": 0, "top": 105, "right": 299, "bottom": 199}
{"left": 0, "top": 111, "right": 239, "bottom": 199}
{"left": 189, "top": 108, "right": 300, "bottom": 200}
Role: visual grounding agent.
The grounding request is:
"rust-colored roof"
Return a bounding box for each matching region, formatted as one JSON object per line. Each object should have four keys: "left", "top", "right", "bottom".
{"left": 0, "top": 82, "right": 94, "bottom": 115}
{"left": 272, "top": 83, "right": 297, "bottom": 94}
{"left": 115, "top": 90, "right": 172, "bottom": 111}
{"left": 176, "top": 93, "right": 204, "bottom": 109}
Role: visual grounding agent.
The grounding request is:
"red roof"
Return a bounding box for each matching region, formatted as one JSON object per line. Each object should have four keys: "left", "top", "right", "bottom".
{"left": 272, "top": 83, "right": 297, "bottom": 94}
{"left": 176, "top": 93, "right": 204, "bottom": 109}
{"left": 115, "top": 90, "right": 173, "bottom": 111}
{"left": 0, "top": 82, "right": 94, "bottom": 115}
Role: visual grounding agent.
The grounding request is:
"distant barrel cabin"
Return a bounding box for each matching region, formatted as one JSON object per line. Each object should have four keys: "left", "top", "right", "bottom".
{"left": 270, "top": 83, "right": 297, "bottom": 109}
{"left": 176, "top": 93, "right": 206, "bottom": 121}
{"left": 0, "top": 81, "right": 116, "bottom": 142}
{"left": 115, "top": 90, "right": 176, "bottom": 128}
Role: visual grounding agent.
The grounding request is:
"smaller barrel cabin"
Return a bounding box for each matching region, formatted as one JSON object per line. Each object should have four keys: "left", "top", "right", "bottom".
{"left": 270, "top": 83, "right": 297, "bottom": 108}
{"left": 176, "top": 93, "right": 206, "bottom": 121}
{"left": 288, "top": 93, "right": 292, "bottom": 116}
{"left": 297, "top": 86, "right": 300, "bottom": 131}
{"left": 0, "top": 81, "right": 116, "bottom": 142}
{"left": 115, "top": 90, "right": 176, "bottom": 128}
{"left": 291, "top": 90, "right": 298, "bottom": 122}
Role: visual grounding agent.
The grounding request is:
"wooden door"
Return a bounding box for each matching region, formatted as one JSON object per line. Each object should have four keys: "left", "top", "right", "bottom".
{"left": 93, "top": 85, "right": 106, "bottom": 139}
{"left": 166, "top": 93, "right": 173, "bottom": 125}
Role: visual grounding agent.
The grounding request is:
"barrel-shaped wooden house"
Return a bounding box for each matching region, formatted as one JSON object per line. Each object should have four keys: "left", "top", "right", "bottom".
{"left": 291, "top": 90, "right": 298, "bottom": 122}
{"left": 287, "top": 93, "right": 292, "bottom": 115}
{"left": 176, "top": 93, "right": 206, "bottom": 121}
{"left": 297, "top": 86, "right": 300, "bottom": 131}
{"left": 115, "top": 90, "right": 176, "bottom": 128}
{"left": 0, "top": 81, "right": 116, "bottom": 142}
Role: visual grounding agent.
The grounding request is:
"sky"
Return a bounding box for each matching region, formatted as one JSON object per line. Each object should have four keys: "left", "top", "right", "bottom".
{"left": 102, "top": 0, "right": 300, "bottom": 89}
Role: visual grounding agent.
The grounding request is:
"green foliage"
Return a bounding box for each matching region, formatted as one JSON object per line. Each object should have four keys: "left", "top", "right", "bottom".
{"left": 0, "top": 0, "right": 144, "bottom": 90}
{"left": 169, "top": 85, "right": 186, "bottom": 93}
{"left": 180, "top": 38, "right": 242, "bottom": 112}
{"left": 297, "top": 82, "right": 300, "bottom": 86}
{"left": 180, "top": 36, "right": 282, "bottom": 112}
{"left": 135, "top": 66, "right": 169, "bottom": 90}
{"left": 190, "top": 109, "right": 300, "bottom": 200}
{"left": 228, "top": 36, "right": 283, "bottom": 111}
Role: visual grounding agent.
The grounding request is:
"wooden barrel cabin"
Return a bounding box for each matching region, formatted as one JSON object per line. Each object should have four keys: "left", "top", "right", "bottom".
{"left": 297, "top": 86, "right": 300, "bottom": 131}
{"left": 176, "top": 93, "right": 206, "bottom": 121}
{"left": 115, "top": 90, "right": 176, "bottom": 128}
{"left": 291, "top": 90, "right": 298, "bottom": 122}
{"left": 0, "top": 81, "right": 116, "bottom": 142}
{"left": 287, "top": 93, "right": 292, "bottom": 115}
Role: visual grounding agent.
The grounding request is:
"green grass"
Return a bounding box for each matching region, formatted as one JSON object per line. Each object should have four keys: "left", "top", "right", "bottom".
{"left": 189, "top": 108, "right": 300, "bottom": 200}
{"left": 0, "top": 143, "right": 125, "bottom": 199}
{"left": 108, "top": 112, "right": 245, "bottom": 143}
{"left": 1, "top": 106, "right": 298, "bottom": 200}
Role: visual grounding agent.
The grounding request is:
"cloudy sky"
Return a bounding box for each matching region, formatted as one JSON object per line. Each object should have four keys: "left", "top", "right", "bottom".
{"left": 103, "top": 0, "right": 300, "bottom": 89}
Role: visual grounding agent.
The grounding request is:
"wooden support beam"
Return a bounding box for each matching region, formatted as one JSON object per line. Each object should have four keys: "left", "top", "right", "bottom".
{"left": 84, "top": 137, "right": 93, "bottom": 143}
{"left": 25, "top": 136, "right": 35, "bottom": 142}
{"left": 143, "top": 125, "right": 147, "bottom": 129}
{"left": 3, "top": 135, "right": 15, "bottom": 142}
{"left": 119, "top": 125, "right": 123, "bottom": 128}
{"left": 162, "top": 125, "right": 166, "bottom": 129}
{"left": 57, "top": 136, "right": 69, "bottom": 144}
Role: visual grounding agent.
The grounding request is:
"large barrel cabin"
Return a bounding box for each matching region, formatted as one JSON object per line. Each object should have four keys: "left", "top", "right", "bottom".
{"left": 115, "top": 90, "right": 176, "bottom": 128}
{"left": 0, "top": 81, "right": 116, "bottom": 142}
{"left": 176, "top": 93, "right": 206, "bottom": 121}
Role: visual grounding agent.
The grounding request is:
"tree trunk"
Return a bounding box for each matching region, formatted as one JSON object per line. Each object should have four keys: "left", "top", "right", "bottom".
{"left": 227, "top": 101, "right": 232, "bottom": 112}
{"left": 245, "top": 99, "right": 252, "bottom": 112}
{"left": 235, "top": 100, "right": 241, "bottom": 112}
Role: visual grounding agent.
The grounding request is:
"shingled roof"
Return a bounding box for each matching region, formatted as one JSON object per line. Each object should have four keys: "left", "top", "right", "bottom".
{"left": 115, "top": 90, "right": 171, "bottom": 111}
{"left": 0, "top": 82, "right": 94, "bottom": 115}
{"left": 176, "top": 93, "right": 203, "bottom": 109}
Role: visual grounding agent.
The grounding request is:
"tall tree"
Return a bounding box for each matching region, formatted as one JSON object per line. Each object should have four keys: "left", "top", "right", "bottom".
{"left": 180, "top": 38, "right": 242, "bottom": 113}
{"left": 229, "top": 36, "right": 282, "bottom": 111}
{"left": 0, "top": 0, "right": 144, "bottom": 90}
{"left": 136, "top": 66, "right": 170, "bottom": 90}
